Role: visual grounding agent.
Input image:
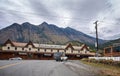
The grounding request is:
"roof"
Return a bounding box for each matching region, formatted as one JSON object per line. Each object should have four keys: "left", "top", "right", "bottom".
{"left": 25, "top": 41, "right": 35, "bottom": 48}
{"left": 33, "top": 43, "right": 65, "bottom": 49}
{"left": 12, "top": 42, "right": 27, "bottom": 47}
{"left": 65, "top": 43, "right": 74, "bottom": 50}
{"left": 3, "top": 39, "right": 89, "bottom": 50}
{"left": 3, "top": 39, "right": 14, "bottom": 46}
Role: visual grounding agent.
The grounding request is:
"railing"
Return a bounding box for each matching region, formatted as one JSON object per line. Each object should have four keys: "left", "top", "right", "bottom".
{"left": 89, "top": 57, "right": 120, "bottom": 61}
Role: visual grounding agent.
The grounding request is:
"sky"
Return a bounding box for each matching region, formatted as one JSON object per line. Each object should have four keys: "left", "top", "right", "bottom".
{"left": 0, "top": 0, "right": 120, "bottom": 40}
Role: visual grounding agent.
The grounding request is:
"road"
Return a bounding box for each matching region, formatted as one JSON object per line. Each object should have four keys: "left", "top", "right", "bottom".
{"left": 0, "top": 60, "right": 100, "bottom": 76}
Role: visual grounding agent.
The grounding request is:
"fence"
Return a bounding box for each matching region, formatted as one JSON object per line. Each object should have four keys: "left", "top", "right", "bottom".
{"left": 89, "top": 57, "right": 120, "bottom": 61}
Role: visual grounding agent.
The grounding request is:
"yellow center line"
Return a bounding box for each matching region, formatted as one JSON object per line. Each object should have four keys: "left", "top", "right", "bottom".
{"left": 0, "top": 62, "right": 24, "bottom": 69}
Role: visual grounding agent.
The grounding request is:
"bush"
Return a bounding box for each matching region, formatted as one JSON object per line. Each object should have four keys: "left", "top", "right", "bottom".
{"left": 98, "top": 59, "right": 106, "bottom": 64}
{"left": 83, "top": 58, "right": 120, "bottom": 67}
{"left": 115, "top": 61, "right": 120, "bottom": 67}
{"left": 81, "top": 58, "right": 89, "bottom": 62}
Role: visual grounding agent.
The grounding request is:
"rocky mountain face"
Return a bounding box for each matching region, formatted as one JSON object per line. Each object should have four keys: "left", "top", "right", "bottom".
{"left": 0, "top": 22, "right": 104, "bottom": 45}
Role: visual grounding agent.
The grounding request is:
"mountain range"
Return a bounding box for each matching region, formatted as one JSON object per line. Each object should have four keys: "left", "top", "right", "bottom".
{"left": 0, "top": 22, "right": 104, "bottom": 46}
{"left": 100, "top": 38, "right": 120, "bottom": 49}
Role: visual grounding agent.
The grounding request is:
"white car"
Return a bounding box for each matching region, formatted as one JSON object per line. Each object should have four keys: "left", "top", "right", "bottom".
{"left": 9, "top": 57, "right": 22, "bottom": 60}
{"left": 61, "top": 56, "right": 68, "bottom": 61}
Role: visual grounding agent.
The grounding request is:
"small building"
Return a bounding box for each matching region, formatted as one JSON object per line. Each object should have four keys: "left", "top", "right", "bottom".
{"left": 0, "top": 39, "right": 95, "bottom": 60}
{"left": 104, "top": 43, "right": 120, "bottom": 57}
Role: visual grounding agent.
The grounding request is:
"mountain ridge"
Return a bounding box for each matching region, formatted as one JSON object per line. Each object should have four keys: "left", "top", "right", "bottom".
{"left": 0, "top": 22, "right": 105, "bottom": 46}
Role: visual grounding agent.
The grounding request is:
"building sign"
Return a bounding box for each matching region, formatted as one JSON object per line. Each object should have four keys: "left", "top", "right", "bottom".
{"left": 44, "top": 54, "right": 52, "bottom": 56}
{"left": 19, "top": 52, "right": 27, "bottom": 55}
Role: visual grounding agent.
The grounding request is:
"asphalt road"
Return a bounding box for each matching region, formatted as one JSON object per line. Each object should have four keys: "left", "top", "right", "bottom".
{"left": 0, "top": 60, "right": 100, "bottom": 76}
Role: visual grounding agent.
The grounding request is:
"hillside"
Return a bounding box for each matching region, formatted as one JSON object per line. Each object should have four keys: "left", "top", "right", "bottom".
{"left": 100, "top": 38, "right": 120, "bottom": 49}
{"left": 0, "top": 22, "right": 105, "bottom": 45}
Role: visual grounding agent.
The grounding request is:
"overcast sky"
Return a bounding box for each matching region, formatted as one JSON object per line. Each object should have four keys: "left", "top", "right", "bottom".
{"left": 0, "top": 0, "right": 120, "bottom": 40}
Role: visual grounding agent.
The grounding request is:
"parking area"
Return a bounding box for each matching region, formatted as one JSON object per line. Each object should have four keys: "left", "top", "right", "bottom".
{"left": 0, "top": 60, "right": 100, "bottom": 76}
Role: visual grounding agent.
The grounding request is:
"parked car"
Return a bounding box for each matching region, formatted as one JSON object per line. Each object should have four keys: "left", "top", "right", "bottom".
{"left": 53, "top": 52, "right": 68, "bottom": 61}
{"left": 9, "top": 57, "right": 22, "bottom": 60}
{"left": 61, "top": 56, "right": 68, "bottom": 61}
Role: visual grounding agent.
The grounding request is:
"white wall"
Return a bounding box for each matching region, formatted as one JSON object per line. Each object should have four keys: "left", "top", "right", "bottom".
{"left": 89, "top": 57, "right": 120, "bottom": 61}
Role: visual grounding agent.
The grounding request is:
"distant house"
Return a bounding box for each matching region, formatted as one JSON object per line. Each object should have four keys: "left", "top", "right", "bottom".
{"left": 104, "top": 43, "right": 120, "bottom": 57}
{"left": 0, "top": 39, "right": 95, "bottom": 60}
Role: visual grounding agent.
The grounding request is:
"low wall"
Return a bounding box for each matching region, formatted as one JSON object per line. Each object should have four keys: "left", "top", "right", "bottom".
{"left": 89, "top": 57, "right": 120, "bottom": 61}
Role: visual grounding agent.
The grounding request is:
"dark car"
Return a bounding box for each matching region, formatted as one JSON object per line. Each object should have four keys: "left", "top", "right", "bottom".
{"left": 53, "top": 52, "right": 62, "bottom": 61}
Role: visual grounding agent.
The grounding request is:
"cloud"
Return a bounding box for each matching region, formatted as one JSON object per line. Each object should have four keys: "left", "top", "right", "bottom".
{"left": 92, "top": 0, "right": 120, "bottom": 40}
{"left": 0, "top": 0, "right": 120, "bottom": 40}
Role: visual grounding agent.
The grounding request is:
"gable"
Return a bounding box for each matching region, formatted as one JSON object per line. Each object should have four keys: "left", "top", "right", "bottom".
{"left": 3, "top": 39, "right": 15, "bottom": 47}
{"left": 65, "top": 43, "right": 74, "bottom": 50}
{"left": 25, "top": 41, "right": 35, "bottom": 48}
{"left": 81, "top": 44, "right": 89, "bottom": 51}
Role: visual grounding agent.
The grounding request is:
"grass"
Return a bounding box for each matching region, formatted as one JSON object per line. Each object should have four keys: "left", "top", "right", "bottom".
{"left": 82, "top": 61, "right": 120, "bottom": 76}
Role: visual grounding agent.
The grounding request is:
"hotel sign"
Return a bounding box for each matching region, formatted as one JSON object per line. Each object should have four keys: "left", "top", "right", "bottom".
{"left": 19, "top": 52, "right": 27, "bottom": 55}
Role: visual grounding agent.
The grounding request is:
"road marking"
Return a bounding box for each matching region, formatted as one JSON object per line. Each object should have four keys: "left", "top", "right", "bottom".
{"left": 0, "top": 62, "right": 23, "bottom": 69}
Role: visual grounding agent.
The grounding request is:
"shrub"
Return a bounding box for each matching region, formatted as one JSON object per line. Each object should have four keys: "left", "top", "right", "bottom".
{"left": 82, "top": 58, "right": 120, "bottom": 67}
{"left": 81, "top": 58, "right": 89, "bottom": 62}
{"left": 114, "top": 61, "right": 120, "bottom": 67}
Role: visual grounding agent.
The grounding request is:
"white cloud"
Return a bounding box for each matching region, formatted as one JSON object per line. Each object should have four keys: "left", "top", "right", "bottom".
{"left": 0, "top": 0, "right": 120, "bottom": 40}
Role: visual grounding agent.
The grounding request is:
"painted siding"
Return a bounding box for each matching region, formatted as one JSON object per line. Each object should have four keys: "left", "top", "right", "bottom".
{"left": 52, "top": 49, "right": 58, "bottom": 53}
{"left": 59, "top": 50, "right": 64, "bottom": 52}
{"left": 40, "top": 49, "right": 45, "bottom": 52}
{"left": 46, "top": 49, "right": 51, "bottom": 52}
{"left": 66, "top": 48, "right": 72, "bottom": 53}
{"left": 15, "top": 47, "right": 22, "bottom": 51}
{"left": 73, "top": 50, "right": 78, "bottom": 53}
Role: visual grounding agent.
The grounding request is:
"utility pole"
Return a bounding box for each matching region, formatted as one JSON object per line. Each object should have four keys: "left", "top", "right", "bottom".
{"left": 94, "top": 21, "right": 99, "bottom": 57}
{"left": 29, "top": 25, "right": 31, "bottom": 41}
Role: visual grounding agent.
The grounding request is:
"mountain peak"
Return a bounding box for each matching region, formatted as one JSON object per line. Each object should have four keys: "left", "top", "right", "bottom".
{"left": 40, "top": 22, "right": 48, "bottom": 26}
{"left": 65, "top": 27, "right": 72, "bottom": 29}
{"left": 11, "top": 23, "right": 20, "bottom": 26}
{"left": 43, "top": 21, "right": 48, "bottom": 24}
{"left": 9, "top": 23, "right": 20, "bottom": 28}
{"left": 22, "top": 22, "right": 31, "bottom": 25}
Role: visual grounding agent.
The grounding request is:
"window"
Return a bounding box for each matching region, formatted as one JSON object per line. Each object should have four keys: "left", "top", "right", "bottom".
{"left": 15, "top": 47, "right": 17, "bottom": 50}
{"left": 22, "top": 48, "right": 24, "bottom": 50}
{"left": 8, "top": 47, "right": 10, "bottom": 50}
{"left": 105, "top": 48, "right": 111, "bottom": 53}
{"left": 51, "top": 49, "right": 53, "bottom": 52}
{"left": 38, "top": 48, "right": 40, "bottom": 51}
{"left": 57, "top": 50, "right": 59, "bottom": 52}
{"left": 29, "top": 48, "right": 31, "bottom": 51}
{"left": 44, "top": 49, "right": 46, "bottom": 52}
{"left": 113, "top": 46, "right": 120, "bottom": 52}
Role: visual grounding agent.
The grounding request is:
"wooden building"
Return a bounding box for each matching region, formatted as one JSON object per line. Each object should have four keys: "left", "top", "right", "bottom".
{"left": 0, "top": 39, "right": 95, "bottom": 60}
{"left": 104, "top": 44, "right": 120, "bottom": 57}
